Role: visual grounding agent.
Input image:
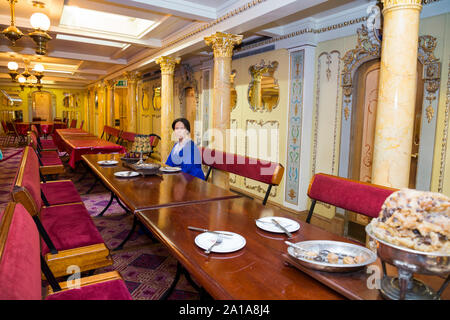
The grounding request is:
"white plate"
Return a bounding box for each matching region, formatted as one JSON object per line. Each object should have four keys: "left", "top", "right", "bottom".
{"left": 159, "top": 166, "right": 182, "bottom": 173}
{"left": 114, "top": 171, "right": 140, "bottom": 178}
{"left": 97, "top": 160, "right": 118, "bottom": 166}
{"left": 255, "top": 216, "right": 300, "bottom": 234}
{"left": 194, "top": 231, "right": 246, "bottom": 253}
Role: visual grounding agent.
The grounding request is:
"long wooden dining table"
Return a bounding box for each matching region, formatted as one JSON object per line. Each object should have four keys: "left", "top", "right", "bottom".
{"left": 81, "top": 154, "right": 449, "bottom": 300}
{"left": 81, "top": 153, "right": 241, "bottom": 250}
{"left": 136, "top": 197, "right": 450, "bottom": 300}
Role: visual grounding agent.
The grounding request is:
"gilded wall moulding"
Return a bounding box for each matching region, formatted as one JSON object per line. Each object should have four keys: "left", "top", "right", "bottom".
{"left": 244, "top": 119, "right": 279, "bottom": 198}
{"left": 204, "top": 32, "right": 243, "bottom": 58}
{"left": 381, "top": 0, "right": 422, "bottom": 11}
{"left": 178, "top": 63, "right": 199, "bottom": 116}
{"left": 312, "top": 50, "right": 341, "bottom": 192}
{"left": 438, "top": 58, "right": 450, "bottom": 193}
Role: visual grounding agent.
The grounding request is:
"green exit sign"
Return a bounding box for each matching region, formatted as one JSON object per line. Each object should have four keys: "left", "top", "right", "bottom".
{"left": 115, "top": 80, "right": 128, "bottom": 87}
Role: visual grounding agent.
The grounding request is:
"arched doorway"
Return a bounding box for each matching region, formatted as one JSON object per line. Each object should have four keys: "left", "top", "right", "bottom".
{"left": 339, "top": 19, "right": 441, "bottom": 240}
{"left": 349, "top": 59, "right": 424, "bottom": 188}
{"left": 32, "top": 91, "right": 52, "bottom": 121}
{"left": 184, "top": 87, "right": 196, "bottom": 134}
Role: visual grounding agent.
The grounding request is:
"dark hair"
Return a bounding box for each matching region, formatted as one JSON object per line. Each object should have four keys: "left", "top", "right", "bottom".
{"left": 172, "top": 118, "right": 190, "bottom": 133}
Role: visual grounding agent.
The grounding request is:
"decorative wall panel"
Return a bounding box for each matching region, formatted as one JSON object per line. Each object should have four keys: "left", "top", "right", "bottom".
{"left": 312, "top": 51, "right": 341, "bottom": 178}
{"left": 245, "top": 119, "right": 279, "bottom": 197}
{"left": 285, "top": 49, "right": 304, "bottom": 205}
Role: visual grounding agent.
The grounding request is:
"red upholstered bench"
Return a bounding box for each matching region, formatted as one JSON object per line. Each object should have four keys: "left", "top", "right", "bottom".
{"left": 0, "top": 202, "right": 132, "bottom": 300}
{"left": 200, "top": 147, "right": 284, "bottom": 205}
{"left": 12, "top": 147, "right": 112, "bottom": 278}
{"left": 306, "top": 173, "right": 398, "bottom": 223}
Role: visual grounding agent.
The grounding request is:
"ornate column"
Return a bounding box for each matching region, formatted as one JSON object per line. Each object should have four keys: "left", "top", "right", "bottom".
{"left": 371, "top": 0, "right": 422, "bottom": 188}
{"left": 156, "top": 56, "right": 180, "bottom": 162}
{"left": 205, "top": 32, "right": 242, "bottom": 189}
{"left": 97, "top": 81, "right": 105, "bottom": 136}
{"left": 124, "top": 71, "right": 141, "bottom": 132}
{"left": 105, "top": 80, "right": 115, "bottom": 127}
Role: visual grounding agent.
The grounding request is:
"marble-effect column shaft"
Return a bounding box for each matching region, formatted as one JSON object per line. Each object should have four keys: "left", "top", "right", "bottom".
{"left": 372, "top": 0, "right": 422, "bottom": 188}
{"left": 156, "top": 56, "right": 180, "bottom": 162}
{"left": 205, "top": 32, "right": 242, "bottom": 189}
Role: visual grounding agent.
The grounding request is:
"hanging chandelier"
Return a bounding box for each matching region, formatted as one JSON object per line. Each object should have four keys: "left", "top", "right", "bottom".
{"left": 8, "top": 58, "right": 45, "bottom": 91}
{"left": 2, "top": 0, "right": 52, "bottom": 55}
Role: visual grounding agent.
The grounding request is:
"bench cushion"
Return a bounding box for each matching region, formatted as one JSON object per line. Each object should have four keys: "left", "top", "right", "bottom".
{"left": 41, "top": 204, "right": 104, "bottom": 255}
{"left": 40, "top": 139, "right": 57, "bottom": 149}
{"left": 201, "top": 148, "right": 284, "bottom": 185}
{"left": 0, "top": 203, "right": 41, "bottom": 300}
{"left": 39, "top": 151, "right": 63, "bottom": 166}
{"left": 45, "top": 279, "right": 132, "bottom": 300}
{"left": 308, "top": 173, "right": 396, "bottom": 218}
{"left": 41, "top": 181, "right": 82, "bottom": 205}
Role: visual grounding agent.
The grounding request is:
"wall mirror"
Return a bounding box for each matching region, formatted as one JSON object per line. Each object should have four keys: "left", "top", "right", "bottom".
{"left": 142, "top": 88, "right": 150, "bottom": 110}
{"left": 247, "top": 60, "right": 279, "bottom": 112}
{"left": 152, "top": 85, "right": 161, "bottom": 111}
{"left": 230, "top": 69, "right": 237, "bottom": 110}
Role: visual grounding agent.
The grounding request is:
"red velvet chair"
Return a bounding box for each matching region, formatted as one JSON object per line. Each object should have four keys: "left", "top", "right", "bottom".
{"left": 0, "top": 202, "right": 132, "bottom": 300}
{"left": 11, "top": 147, "right": 112, "bottom": 278}
{"left": 306, "top": 173, "right": 398, "bottom": 223}
{"left": 28, "top": 131, "right": 65, "bottom": 176}
{"left": 119, "top": 131, "right": 135, "bottom": 151}
{"left": 31, "top": 125, "right": 57, "bottom": 150}
{"left": 70, "top": 119, "right": 77, "bottom": 128}
{"left": 200, "top": 147, "right": 284, "bottom": 205}
{"left": 101, "top": 125, "right": 121, "bottom": 143}
{"left": 79, "top": 120, "right": 84, "bottom": 129}
{"left": 20, "top": 146, "right": 82, "bottom": 206}
{"left": 149, "top": 134, "right": 160, "bottom": 154}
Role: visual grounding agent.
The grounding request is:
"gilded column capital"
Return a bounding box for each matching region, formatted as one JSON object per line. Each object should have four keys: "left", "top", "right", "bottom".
{"left": 124, "top": 71, "right": 142, "bottom": 84}
{"left": 105, "top": 80, "right": 115, "bottom": 89}
{"left": 155, "top": 56, "right": 181, "bottom": 75}
{"left": 204, "top": 32, "right": 243, "bottom": 58}
{"left": 381, "top": 0, "right": 422, "bottom": 13}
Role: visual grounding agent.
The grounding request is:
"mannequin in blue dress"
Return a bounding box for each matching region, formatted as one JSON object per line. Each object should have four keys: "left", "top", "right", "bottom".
{"left": 165, "top": 118, "right": 205, "bottom": 180}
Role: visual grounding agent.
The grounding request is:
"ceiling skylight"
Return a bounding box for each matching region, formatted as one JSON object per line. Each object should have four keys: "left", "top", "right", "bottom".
{"left": 60, "top": 6, "right": 155, "bottom": 38}
{"left": 56, "top": 34, "right": 127, "bottom": 48}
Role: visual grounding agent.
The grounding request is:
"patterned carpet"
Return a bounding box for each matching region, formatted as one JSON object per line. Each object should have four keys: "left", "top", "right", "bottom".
{"left": 0, "top": 145, "right": 200, "bottom": 300}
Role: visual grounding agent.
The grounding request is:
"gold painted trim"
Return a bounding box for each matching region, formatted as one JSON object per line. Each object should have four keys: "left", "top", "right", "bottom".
{"left": 438, "top": 58, "right": 450, "bottom": 193}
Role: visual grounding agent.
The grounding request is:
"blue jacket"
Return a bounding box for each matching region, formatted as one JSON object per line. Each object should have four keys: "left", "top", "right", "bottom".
{"left": 165, "top": 140, "right": 205, "bottom": 180}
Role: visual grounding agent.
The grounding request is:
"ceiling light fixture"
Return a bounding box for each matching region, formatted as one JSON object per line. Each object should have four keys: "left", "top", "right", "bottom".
{"left": 2, "top": 0, "right": 52, "bottom": 55}
{"left": 2, "top": 0, "right": 24, "bottom": 45}
{"left": 8, "top": 57, "right": 45, "bottom": 89}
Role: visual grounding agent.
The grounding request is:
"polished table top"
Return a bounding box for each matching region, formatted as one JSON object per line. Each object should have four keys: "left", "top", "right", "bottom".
{"left": 82, "top": 153, "right": 241, "bottom": 213}
{"left": 136, "top": 197, "right": 449, "bottom": 300}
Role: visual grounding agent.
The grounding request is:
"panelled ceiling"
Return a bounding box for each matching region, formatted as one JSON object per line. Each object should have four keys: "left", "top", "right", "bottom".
{"left": 0, "top": 0, "right": 374, "bottom": 88}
